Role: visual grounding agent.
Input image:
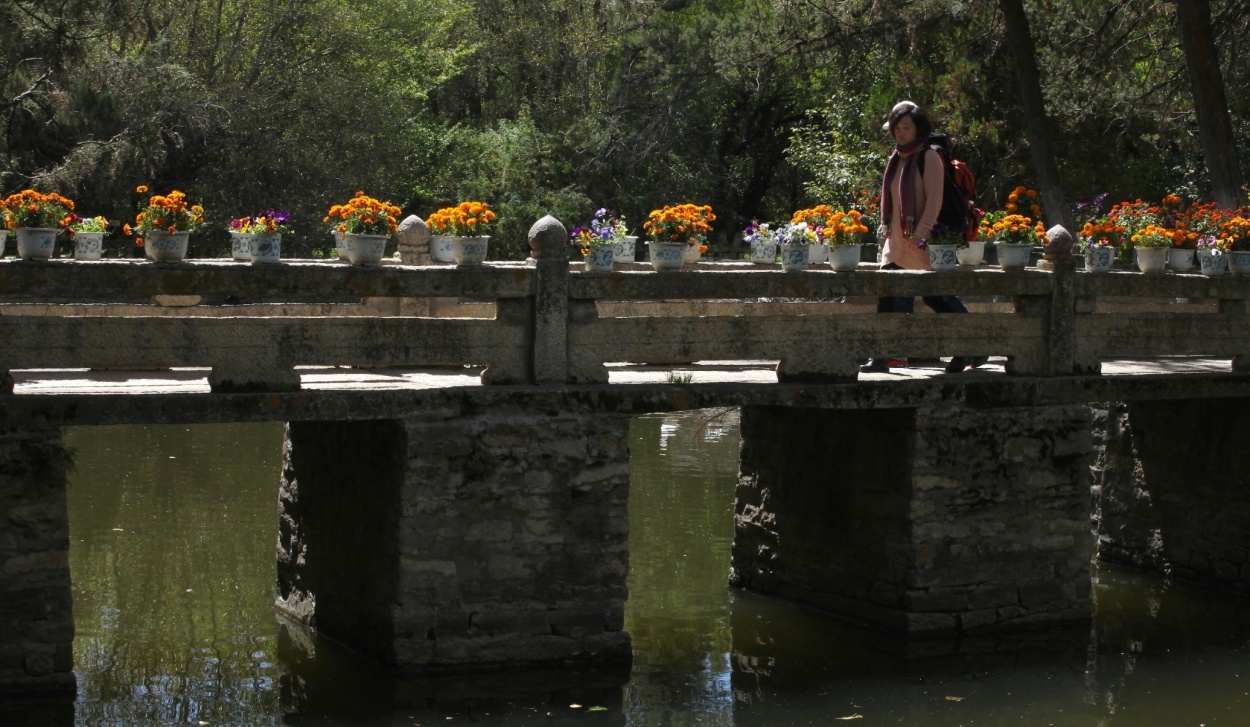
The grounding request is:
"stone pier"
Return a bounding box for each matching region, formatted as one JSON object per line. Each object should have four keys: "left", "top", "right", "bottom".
{"left": 732, "top": 403, "right": 1096, "bottom": 635}
{"left": 1095, "top": 398, "right": 1250, "bottom": 592}
{"left": 0, "top": 429, "right": 75, "bottom": 695}
{"left": 277, "top": 412, "right": 633, "bottom": 672}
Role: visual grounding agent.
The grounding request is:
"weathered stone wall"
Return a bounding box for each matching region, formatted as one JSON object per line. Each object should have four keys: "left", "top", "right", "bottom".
{"left": 277, "top": 419, "right": 407, "bottom": 658}
{"left": 1095, "top": 398, "right": 1250, "bottom": 592}
{"left": 733, "top": 403, "right": 1095, "bottom": 636}
{"left": 278, "top": 412, "right": 632, "bottom": 672}
{"left": 0, "top": 430, "right": 75, "bottom": 696}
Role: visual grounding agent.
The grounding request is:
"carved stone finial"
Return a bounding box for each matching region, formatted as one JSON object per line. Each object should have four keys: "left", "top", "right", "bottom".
{"left": 1040, "top": 224, "right": 1076, "bottom": 270}
{"left": 528, "top": 215, "right": 568, "bottom": 260}
{"left": 396, "top": 215, "right": 431, "bottom": 265}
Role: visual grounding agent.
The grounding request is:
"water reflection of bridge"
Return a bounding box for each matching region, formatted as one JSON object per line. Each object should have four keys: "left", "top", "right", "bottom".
{"left": 3, "top": 218, "right": 1250, "bottom": 698}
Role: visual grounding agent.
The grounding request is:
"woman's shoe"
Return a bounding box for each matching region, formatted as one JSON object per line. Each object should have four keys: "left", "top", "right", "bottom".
{"left": 860, "top": 358, "right": 890, "bottom": 373}
{"left": 945, "top": 356, "right": 970, "bottom": 373}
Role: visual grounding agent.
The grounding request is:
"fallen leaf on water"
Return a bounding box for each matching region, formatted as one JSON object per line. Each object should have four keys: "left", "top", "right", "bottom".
{"left": 945, "top": 696, "right": 965, "bottom": 702}
{"left": 569, "top": 704, "right": 582, "bottom": 709}
{"left": 835, "top": 715, "right": 863, "bottom": 721}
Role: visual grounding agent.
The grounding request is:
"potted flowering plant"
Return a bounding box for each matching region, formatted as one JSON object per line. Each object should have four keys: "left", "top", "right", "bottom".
{"left": 1078, "top": 217, "right": 1124, "bottom": 273}
{"left": 1173, "top": 200, "right": 1230, "bottom": 273}
{"left": 425, "top": 200, "right": 496, "bottom": 266}
{"left": 571, "top": 208, "right": 628, "bottom": 271}
{"left": 1221, "top": 214, "right": 1250, "bottom": 275}
{"left": 743, "top": 220, "right": 777, "bottom": 264}
{"left": 775, "top": 221, "right": 818, "bottom": 271}
{"left": 822, "top": 209, "right": 869, "bottom": 271}
{"left": 229, "top": 216, "right": 255, "bottom": 261}
{"left": 791, "top": 204, "right": 836, "bottom": 263}
{"left": 66, "top": 214, "right": 109, "bottom": 261}
{"left": 922, "top": 222, "right": 963, "bottom": 272}
{"left": 234, "top": 209, "right": 293, "bottom": 264}
{"left": 125, "top": 186, "right": 206, "bottom": 262}
{"left": 326, "top": 192, "right": 404, "bottom": 266}
{"left": 685, "top": 204, "right": 716, "bottom": 263}
{"left": 2, "top": 189, "right": 75, "bottom": 260}
{"left": 643, "top": 203, "right": 713, "bottom": 271}
{"left": 1128, "top": 223, "right": 1176, "bottom": 273}
{"left": 984, "top": 200, "right": 1044, "bottom": 270}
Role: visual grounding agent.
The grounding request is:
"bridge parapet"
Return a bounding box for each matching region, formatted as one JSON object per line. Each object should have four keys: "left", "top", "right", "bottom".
{"left": 3, "top": 222, "right": 1249, "bottom": 391}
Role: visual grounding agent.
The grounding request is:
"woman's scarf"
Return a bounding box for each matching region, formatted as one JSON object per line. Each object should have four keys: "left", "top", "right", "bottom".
{"left": 880, "top": 136, "right": 928, "bottom": 238}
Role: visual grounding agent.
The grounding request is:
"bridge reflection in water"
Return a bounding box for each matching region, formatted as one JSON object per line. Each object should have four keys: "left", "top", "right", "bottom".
{"left": 3, "top": 414, "right": 1244, "bottom": 726}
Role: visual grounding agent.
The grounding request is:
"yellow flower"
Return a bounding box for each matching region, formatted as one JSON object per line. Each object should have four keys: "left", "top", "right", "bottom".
{"left": 136, "top": 185, "right": 148, "bottom": 194}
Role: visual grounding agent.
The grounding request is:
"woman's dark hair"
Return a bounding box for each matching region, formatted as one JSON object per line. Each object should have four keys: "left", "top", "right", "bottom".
{"left": 884, "top": 101, "right": 933, "bottom": 139}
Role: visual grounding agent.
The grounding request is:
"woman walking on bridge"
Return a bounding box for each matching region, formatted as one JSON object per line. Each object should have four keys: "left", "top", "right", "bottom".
{"left": 861, "top": 100, "right": 984, "bottom": 375}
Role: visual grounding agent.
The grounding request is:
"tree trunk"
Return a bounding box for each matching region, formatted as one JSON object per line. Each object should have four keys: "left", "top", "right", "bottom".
{"left": 998, "top": 0, "right": 1071, "bottom": 232}
{"left": 1173, "top": 0, "right": 1244, "bottom": 210}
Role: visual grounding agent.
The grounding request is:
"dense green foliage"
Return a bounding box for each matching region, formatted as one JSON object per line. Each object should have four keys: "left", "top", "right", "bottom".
{"left": 3, "top": 0, "right": 1248, "bottom": 257}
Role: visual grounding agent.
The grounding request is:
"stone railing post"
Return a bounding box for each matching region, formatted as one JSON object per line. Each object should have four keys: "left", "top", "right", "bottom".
{"left": 1042, "top": 225, "right": 1077, "bottom": 375}
{"left": 528, "top": 216, "right": 570, "bottom": 384}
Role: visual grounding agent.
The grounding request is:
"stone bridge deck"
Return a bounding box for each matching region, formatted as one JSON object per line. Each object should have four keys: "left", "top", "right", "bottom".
{"left": 4, "top": 216, "right": 1250, "bottom": 394}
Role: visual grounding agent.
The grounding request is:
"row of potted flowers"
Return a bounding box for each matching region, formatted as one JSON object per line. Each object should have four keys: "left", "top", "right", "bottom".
{"left": 1075, "top": 194, "right": 1250, "bottom": 276}
{"left": 8, "top": 184, "right": 1249, "bottom": 276}
{"left": 0, "top": 187, "right": 451, "bottom": 266}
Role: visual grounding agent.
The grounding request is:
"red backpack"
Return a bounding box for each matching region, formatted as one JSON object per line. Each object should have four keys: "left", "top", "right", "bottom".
{"left": 918, "top": 133, "right": 984, "bottom": 241}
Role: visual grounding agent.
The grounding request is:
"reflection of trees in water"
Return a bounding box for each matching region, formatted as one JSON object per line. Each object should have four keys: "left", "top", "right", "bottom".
{"left": 66, "top": 423, "right": 286, "bottom": 726}
{"left": 1086, "top": 563, "right": 1250, "bottom": 725}
{"left": 625, "top": 411, "right": 740, "bottom": 726}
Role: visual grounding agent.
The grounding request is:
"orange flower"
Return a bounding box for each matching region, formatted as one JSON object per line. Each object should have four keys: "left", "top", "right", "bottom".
{"left": 136, "top": 185, "right": 148, "bottom": 194}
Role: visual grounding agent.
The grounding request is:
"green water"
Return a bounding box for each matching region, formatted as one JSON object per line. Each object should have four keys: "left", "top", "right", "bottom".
{"left": 59, "top": 414, "right": 1250, "bottom": 725}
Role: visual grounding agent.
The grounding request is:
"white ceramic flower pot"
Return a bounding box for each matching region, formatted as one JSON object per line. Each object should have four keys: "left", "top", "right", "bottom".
{"left": 779, "top": 243, "right": 810, "bottom": 271}
{"left": 956, "top": 240, "right": 985, "bottom": 266}
{"left": 683, "top": 243, "right": 702, "bottom": 264}
{"left": 995, "top": 242, "right": 1032, "bottom": 270}
{"left": 583, "top": 245, "right": 614, "bottom": 272}
{"left": 250, "top": 233, "right": 282, "bottom": 264}
{"left": 15, "top": 227, "right": 59, "bottom": 261}
{"left": 430, "top": 234, "right": 455, "bottom": 263}
{"left": 1167, "top": 247, "right": 1194, "bottom": 272}
{"left": 809, "top": 243, "right": 829, "bottom": 264}
{"left": 145, "top": 231, "right": 190, "bottom": 262}
{"left": 452, "top": 235, "right": 489, "bottom": 266}
{"left": 1084, "top": 246, "right": 1114, "bottom": 273}
{"left": 827, "top": 244, "right": 861, "bottom": 272}
{"left": 613, "top": 236, "right": 637, "bottom": 263}
{"left": 1135, "top": 246, "right": 1168, "bottom": 273}
{"left": 927, "top": 244, "right": 958, "bottom": 272}
{"left": 647, "top": 240, "right": 686, "bottom": 271}
{"left": 347, "top": 233, "right": 388, "bottom": 266}
{"left": 231, "top": 231, "right": 253, "bottom": 261}
{"left": 73, "top": 231, "right": 105, "bottom": 261}
{"left": 749, "top": 239, "right": 777, "bottom": 264}
{"left": 0, "top": 229, "right": 7, "bottom": 257}
{"left": 1227, "top": 250, "right": 1250, "bottom": 275}
{"left": 1197, "top": 248, "right": 1228, "bottom": 277}
{"left": 334, "top": 231, "right": 353, "bottom": 263}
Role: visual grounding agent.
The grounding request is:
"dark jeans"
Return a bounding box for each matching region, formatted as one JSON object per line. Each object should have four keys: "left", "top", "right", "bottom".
{"left": 876, "top": 263, "right": 970, "bottom": 314}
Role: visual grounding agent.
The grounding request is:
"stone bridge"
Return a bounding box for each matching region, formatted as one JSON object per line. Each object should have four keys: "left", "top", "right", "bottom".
{"left": 2, "top": 218, "right": 1249, "bottom": 697}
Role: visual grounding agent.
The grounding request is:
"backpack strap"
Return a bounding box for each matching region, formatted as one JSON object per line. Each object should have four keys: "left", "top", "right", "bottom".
{"left": 915, "top": 144, "right": 947, "bottom": 176}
